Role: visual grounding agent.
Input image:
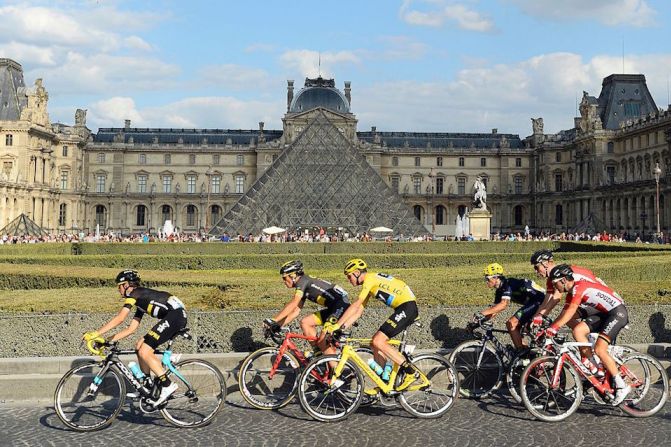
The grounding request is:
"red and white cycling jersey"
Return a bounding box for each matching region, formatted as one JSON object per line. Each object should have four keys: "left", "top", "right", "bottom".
{"left": 546, "top": 265, "right": 604, "bottom": 294}
{"left": 566, "top": 280, "right": 624, "bottom": 313}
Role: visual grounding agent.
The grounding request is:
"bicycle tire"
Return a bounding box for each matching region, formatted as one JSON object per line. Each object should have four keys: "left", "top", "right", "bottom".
{"left": 519, "top": 356, "right": 583, "bottom": 422}
{"left": 589, "top": 345, "right": 637, "bottom": 405}
{"left": 297, "top": 354, "right": 363, "bottom": 422}
{"left": 238, "top": 347, "right": 301, "bottom": 410}
{"left": 54, "top": 361, "right": 125, "bottom": 432}
{"left": 618, "top": 353, "right": 669, "bottom": 417}
{"left": 160, "top": 359, "right": 226, "bottom": 428}
{"left": 396, "top": 354, "right": 458, "bottom": 418}
{"left": 506, "top": 353, "right": 533, "bottom": 404}
{"left": 449, "top": 340, "right": 503, "bottom": 398}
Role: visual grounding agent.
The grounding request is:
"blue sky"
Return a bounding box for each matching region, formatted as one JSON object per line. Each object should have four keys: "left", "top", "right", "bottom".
{"left": 2, "top": 0, "right": 670, "bottom": 137}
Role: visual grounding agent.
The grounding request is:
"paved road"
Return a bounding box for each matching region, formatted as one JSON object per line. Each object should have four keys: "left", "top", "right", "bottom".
{"left": 1, "top": 395, "right": 670, "bottom": 446}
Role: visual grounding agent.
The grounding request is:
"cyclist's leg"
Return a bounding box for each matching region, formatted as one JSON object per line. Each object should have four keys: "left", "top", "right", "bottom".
{"left": 570, "top": 308, "right": 596, "bottom": 360}
{"left": 594, "top": 306, "right": 629, "bottom": 378}
{"left": 508, "top": 302, "right": 537, "bottom": 349}
{"left": 301, "top": 312, "right": 320, "bottom": 344}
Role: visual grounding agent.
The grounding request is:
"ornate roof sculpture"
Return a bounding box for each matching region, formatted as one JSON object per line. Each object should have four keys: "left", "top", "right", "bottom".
{"left": 289, "top": 76, "right": 351, "bottom": 114}
{"left": 210, "top": 110, "right": 428, "bottom": 236}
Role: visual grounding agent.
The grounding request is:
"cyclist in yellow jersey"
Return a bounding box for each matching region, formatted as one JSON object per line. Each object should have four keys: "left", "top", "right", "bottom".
{"left": 331, "top": 258, "right": 421, "bottom": 391}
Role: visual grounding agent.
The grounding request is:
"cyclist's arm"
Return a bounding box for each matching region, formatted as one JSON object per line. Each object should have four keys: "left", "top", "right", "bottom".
{"left": 550, "top": 302, "right": 579, "bottom": 329}
{"left": 95, "top": 307, "right": 131, "bottom": 337}
{"left": 481, "top": 300, "right": 508, "bottom": 318}
{"left": 338, "top": 299, "right": 365, "bottom": 330}
{"left": 108, "top": 315, "right": 141, "bottom": 342}
{"left": 272, "top": 292, "right": 304, "bottom": 326}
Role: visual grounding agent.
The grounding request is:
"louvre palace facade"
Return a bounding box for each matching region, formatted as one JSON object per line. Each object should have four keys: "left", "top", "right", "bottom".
{"left": 1, "top": 57, "right": 669, "bottom": 237}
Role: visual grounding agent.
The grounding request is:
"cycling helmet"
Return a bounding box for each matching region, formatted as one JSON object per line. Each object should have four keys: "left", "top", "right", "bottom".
{"left": 530, "top": 249, "right": 553, "bottom": 265}
{"left": 483, "top": 263, "right": 504, "bottom": 277}
{"left": 549, "top": 264, "right": 573, "bottom": 282}
{"left": 116, "top": 270, "right": 140, "bottom": 285}
{"left": 279, "top": 260, "right": 304, "bottom": 277}
{"left": 344, "top": 258, "right": 367, "bottom": 275}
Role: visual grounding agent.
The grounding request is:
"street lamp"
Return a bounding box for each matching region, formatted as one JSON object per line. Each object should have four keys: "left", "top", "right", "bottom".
{"left": 654, "top": 162, "right": 662, "bottom": 241}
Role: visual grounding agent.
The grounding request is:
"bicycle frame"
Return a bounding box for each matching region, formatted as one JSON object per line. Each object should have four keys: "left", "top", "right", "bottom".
{"left": 269, "top": 332, "right": 317, "bottom": 379}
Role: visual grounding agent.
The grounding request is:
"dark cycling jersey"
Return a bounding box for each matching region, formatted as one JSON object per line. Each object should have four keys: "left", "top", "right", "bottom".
{"left": 294, "top": 275, "right": 349, "bottom": 307}
{"left": 123, "top": 287, "right": 186, "bottom": 320}
{"left": 494, "top": 277, "right": 545, "bottom": 306}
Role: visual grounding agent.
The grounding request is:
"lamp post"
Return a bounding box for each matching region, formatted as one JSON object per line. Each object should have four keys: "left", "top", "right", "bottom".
{"left": 654, "top": 162, "right": 662, "bottom": 242}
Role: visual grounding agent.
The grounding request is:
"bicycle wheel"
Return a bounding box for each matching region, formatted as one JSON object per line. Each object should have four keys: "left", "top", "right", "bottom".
{"left": 54, "top": 361, "right": 125, "bottom": 432}
{"left": 520, "top": 356, "right": 583, "bottom": 422}
{"left": 618, "top": 353, "right": 669, "bottom": 417}
{"left": 160, "top": 359, "right": 226, "bottom": 428}
{"left": 297, "top": 354, "right": 363, "bottom": 422}
{"left": 589, "top": 345, "right": 637, "bottom": 404}
{"left": 506, "top": 354, "right": 533, "bottom": 404}
{"left": 238, "top": 347, "right": 301, "bottom": 410}
{"left": 397, "top": 354, "right": 458, "bottom": 418}
{"left": 449, "top": 340, "right": 503, "bottom": 398}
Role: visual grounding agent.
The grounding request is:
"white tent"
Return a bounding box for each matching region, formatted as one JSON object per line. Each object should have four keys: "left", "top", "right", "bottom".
{"left": 262, "top": 226, "right": 287, "bottom": 235}
{"left": 370, "top": 226, "right": 393, "bottom": 233}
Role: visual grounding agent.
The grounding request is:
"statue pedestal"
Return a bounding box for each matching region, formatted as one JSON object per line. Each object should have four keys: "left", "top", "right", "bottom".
{"left": 468, "top": 209, "right": 492, "bottom": 241}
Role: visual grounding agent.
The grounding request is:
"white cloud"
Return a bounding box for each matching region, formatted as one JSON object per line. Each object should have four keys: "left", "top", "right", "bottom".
{"left": 0, "top": 42, "right": 59, "bottom": 66}
{"left": 400, "top": 0, "right": 496, "bottom": 32}
{"left": 123, "top": 36, "right": 153, "bottom": 52}
{"left": 87, "top": 95, "right": 284, "bottom": 130}
{"left": 279, "top": 50, "right": 360, "bottom": 79}
{"left": 377, "top": 35, "right": 428, "bottom": 60}
{"left": 506, "top": 0, "right": 657, "bottom": 27}
{"left": 354, "top": 52, "right": 671, "bottom": 137}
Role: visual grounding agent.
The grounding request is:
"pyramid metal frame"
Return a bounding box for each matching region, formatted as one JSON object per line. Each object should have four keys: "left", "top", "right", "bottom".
{"left": 0, "top": 213, "right": 48, "bottom": 237}
{"left": 210, "top": 110, "right": 428, "bottom": 236}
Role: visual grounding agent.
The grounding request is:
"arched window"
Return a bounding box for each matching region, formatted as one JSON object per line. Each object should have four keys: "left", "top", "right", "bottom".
{"left": 514, "top": 205, "right": 523, "bottom": 226}
{"left": 161, "top": 205, "right": 172, "bottom": 225}
{"left": 435, "top": 205, "right": 446, "bottom": 225}
{"left": 413, "top": 205, "right": 423, "bottom": 222}
{"left": 555, "top": 204, "right": 563, "bottom": 225}
{"left": 457, "top": 205, "right": 467, "bottom": 218}
{"left": 58, "top": 204, "right": 67, "bottom": 227}
{"left": 136, "top": 205, "right": 147, "bottom": 226}
{"left": 95, "top": 205, "right": 106, "bottom": 228}
{"left": 210, "top": 205, "right": 221, "bottom": 226}
{"left": 186, "top": 205, "right": 197, "bottom": 227}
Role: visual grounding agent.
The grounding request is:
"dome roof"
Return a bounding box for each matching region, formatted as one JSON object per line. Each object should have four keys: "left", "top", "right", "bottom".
{"left": 289, "top": 77, "right": 350, "bottom": 113}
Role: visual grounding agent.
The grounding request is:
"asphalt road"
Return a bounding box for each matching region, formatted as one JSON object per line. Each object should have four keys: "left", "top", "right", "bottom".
{"left": 1, "top": 393, "right": 670, "bottom": 447}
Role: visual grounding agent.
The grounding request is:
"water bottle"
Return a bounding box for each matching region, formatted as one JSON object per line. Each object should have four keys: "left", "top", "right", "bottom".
{"left": 381, "top": 361, "right": 393, "bottom": 382}
{"left": 367, "top": 359, "right": 383, "bottom": 376}
{"left": 129, "top": 361, "right": 145, "bottom": 379}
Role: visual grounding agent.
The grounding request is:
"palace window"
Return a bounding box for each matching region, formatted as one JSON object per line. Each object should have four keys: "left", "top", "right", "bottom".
{"left": 58, "top": 204, "right": 67, "bottom": 227}
{"left": 60, "top": 171, "right": 68, "bottom": 190}
{"left": 97, "top": 153, "right": 105, "bottom": 163}
{"left": 187, "top": 175, "right": 196, "bottom": 193}
{"left": 459, "top": 157, "right": 465, "bottom": 167}
{"left": 235, "top": 175, "right": 244, "bottom": 193}
{"left": 96, "top": 174, "right": 106, "bottom": 193}
{"left": 162, "top": 175, "right": 172, "bottom": 193}
{"left": 62, "top": 146, "right": 68, "bottom": 157}
{"left": 139, "top": 153, "right": 147, "bottom": 164}
{"left": 138, "top": 175, "right": 147, "bottom": 193}
{"left": 211, "top": 175, "right": 221, "bottom": 193}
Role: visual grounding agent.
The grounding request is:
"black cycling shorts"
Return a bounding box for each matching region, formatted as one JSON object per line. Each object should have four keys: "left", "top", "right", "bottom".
{"left": 378, "top": 301, "right": 419, "bottom": 338}
{"left": 143, "top": 309, "right": 187, "bottom": 349}
{"left": 314, "top": 301, "right": 350, "bottom": 326}
{"left": 583, "top": 305, "right": 629, "bottom": 343}
{"left": 513, "top": 301, "right": 541, "bottom": 326}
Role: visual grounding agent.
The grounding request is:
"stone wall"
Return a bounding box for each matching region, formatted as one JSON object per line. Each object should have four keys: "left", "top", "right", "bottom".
{"left": 2, "top": 305, "right": 671, "bottom": 357}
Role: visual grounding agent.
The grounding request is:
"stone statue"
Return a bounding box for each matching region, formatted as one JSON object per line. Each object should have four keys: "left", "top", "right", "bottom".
{"left": 473, "top": 175, "right": 487, "bottom": 210}
{"left": 200, "top": 182, "right": 205, "bottom": 193}
{"left": 125, "top": 182, "right": 130, "bottom": 193}
{"left": 175, "top": 183, "right": 181, "bottom": 193}
{"left": 75, "top": 109, "right": 87, "bottom": 126}
{"left": 151, "top": 182, "right": 156, "bottom": 193}
{"left": 531, "top": 117, "right": 544, "bottom": 134}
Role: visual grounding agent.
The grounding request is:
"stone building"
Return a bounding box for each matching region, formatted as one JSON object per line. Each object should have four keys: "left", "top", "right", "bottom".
{"left": 1, "top": 57, "right": 669, "bottom": 237}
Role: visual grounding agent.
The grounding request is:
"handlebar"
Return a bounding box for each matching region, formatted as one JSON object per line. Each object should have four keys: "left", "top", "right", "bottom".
{"left": 86, "top": 338, "right": 116, "bottom": 357}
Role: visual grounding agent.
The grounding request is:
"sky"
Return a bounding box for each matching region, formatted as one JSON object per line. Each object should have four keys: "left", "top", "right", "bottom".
{"left": 2, "top": 0, "right": 671, "bottom": 138}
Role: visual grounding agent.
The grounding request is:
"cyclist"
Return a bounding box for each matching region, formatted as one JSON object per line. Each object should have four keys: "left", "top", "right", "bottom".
{"left": 473, "top": 263, "right": 545, "bottom": 352}
{"left": 529, "top": 249, "right": 607, "bottom": 375}
{"left": 264, "top": 260, "right": 350, "bottom": 356}
{"left": 331, "top": 258, "right": 421, "bottom": 392}
{"left": 543, "top": 264, "right": 631, "bottom": 405}
{"left": 82, "top": 270, "right": 187, "bottom": 406}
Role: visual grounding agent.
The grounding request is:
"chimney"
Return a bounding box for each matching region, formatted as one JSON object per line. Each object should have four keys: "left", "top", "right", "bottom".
{"left": 124, "top": 119, "right": 131, "bottom": 130}
{"left": 491, "top": 128, "right": 497, "bottom": 134}
{"left": 258, "top": 121, "right": 265, "bottom": 143}
{"left": 287, "top": 80, "right": 294, "bottom": 111}
{"left": 344, "top": 81, "right": 351, "bottom": 106}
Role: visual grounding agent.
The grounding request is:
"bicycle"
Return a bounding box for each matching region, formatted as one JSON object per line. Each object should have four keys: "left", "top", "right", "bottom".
{"left": 297, "top": 322, "right": 459, "bottom": 422}
{"left": 238, "top": 325, "right": 373, "bottom": 410}
{"left": 519, "top": 335, "right": 668, "bottom": 422}
{"left": 54, "top": 328, "right": 226, "bottom": 431}
{"left": 449, "top": 320, "right": 541, "bottom": 402}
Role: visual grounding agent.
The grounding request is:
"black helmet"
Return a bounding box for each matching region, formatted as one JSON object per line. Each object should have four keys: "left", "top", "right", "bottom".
{"left": 549, "top": 264, "right": 573, "bottom": 282}
{"left": 279, "top": 260, "right": 303, "bottom": 276}
{"left": 116, "top": 270, "right": 140, "bottom": 285}
{"left": 530, "top": 249, "right": 553, "bottom": 265}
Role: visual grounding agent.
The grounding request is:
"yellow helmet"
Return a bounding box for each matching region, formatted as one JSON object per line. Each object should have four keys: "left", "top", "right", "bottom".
{"left": 344, "top": 258, "right": 367, "bottom": 275}
{"left": 483, "top": 263, "right": 504, "bottom": 277}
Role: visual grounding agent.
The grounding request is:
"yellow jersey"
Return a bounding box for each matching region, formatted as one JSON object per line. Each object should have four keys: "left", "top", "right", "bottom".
{"left": 358, "top": 272, "right": 416, "bottom": 309}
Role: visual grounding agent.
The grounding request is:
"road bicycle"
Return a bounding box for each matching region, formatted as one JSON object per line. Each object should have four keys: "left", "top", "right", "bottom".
{"left": 519, "top": 335, "right": 668, "bottom": 422}
{"left": 297, "top": 322, "right": 459, "bottom": 422}
{"left": 54, "top": 328, "right": 226, "bottom": 431}
{"left": 238, "top": 325, "right": 373, "bottom": 410}
{"left": 449, "top": 320, "right": 542, "bottom": 402}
